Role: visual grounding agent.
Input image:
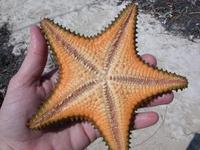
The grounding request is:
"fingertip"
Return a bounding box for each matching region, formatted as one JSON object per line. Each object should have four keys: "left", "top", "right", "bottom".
{"left": 16, "top": 25, "right": 48, "bottom": 83}
{"left": 148, "top": 92, "right": 174, "bottom": 107}
{"left": 134, "top": 112, "right": 159, "bottom": 129}
{"left": 29, "top": 25, "right": 47, "bottom": 54}
{"left": 158, "top": 93, "right": 174, "bottom": 104}
{"left": 141, "top": 54, "right": 157, "bottom": 67}
{"left": 82, "top": 122, "right": 100, "bottom": 141}
{"left": 30, "top": 24, "right": 39, "bottom": 34}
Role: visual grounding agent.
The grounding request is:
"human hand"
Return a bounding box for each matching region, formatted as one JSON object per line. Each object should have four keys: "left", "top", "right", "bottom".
{"left": 0, "top": 25, "right": 174, "bottom": 150}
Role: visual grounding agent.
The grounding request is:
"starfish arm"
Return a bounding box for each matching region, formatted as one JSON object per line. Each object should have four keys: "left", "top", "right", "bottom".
{"left": 109, "top": 64, "right": 188, "bottom": 107}
{"left": 106, "top": 28, "right": 188, "bottom": 101}
{"left": 40, "top": 19, "right": 101, "bottom": 74}
{"left": 92, "top": 3, "right": 138, "bottom": 72}
{"left": 28, "top": 81, "right": 99, "bottom": 129}
{"left": 102, "top": 82, "right": 132, "bottom": 150}
{"left": 27, "top": 29, "right": 98, "bottom": 128}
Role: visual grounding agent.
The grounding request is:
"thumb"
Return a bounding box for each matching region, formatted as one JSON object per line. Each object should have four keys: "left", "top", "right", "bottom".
{"left": 17, "top": 25, "right": 48, "bottom": 84}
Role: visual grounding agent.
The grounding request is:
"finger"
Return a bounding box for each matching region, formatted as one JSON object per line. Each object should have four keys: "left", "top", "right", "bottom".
{"left": 134, "top": 112, "right": 159, "bottom": 129}
{"left": 68, "top": 122, "right": 99, "bottom": 150}
{"left": 81, "top": 122, "right": 100, "bottom": 142}
{"left": 42, "top": 68, "right": 59, "bottom": 86}
{"left": 17, "top": 25, "right": 48, "bottom": 83}
{"left": 40, "top": 69, "right": 59, "bottom": 98}
{"left": 141, "top": 54, "right": 157, "bottom": 67}
{"left": 147, "top": 93, "right": 174, "bottom": 107}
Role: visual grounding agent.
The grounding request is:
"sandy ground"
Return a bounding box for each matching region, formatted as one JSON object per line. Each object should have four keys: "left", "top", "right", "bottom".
{"left": 0, "top": 0, "right": 200, "bottom": 149}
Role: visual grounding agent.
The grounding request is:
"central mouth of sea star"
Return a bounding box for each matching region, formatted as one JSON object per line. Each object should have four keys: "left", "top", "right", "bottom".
{"left": 97, "top": 70, "right": 110, "bottom": 82}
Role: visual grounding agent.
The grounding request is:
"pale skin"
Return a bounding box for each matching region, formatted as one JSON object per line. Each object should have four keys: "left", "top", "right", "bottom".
{"left": 0, "top": 26, "right": 174, "bottom": 150}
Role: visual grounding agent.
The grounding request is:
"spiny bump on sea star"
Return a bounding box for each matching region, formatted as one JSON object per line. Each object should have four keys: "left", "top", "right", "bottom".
{"left": 27, "top": 3, "right": 188, "bottom": 150}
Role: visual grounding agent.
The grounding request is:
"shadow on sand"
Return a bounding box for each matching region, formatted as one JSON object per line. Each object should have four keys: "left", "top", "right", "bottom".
{"left": 187, "top": 133, "right": 200, "bottom": 150}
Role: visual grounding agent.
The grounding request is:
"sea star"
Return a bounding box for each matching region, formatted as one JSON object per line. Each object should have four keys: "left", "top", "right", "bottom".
{"left": 27, "top": 3, "right": 188, "bottom": 150}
